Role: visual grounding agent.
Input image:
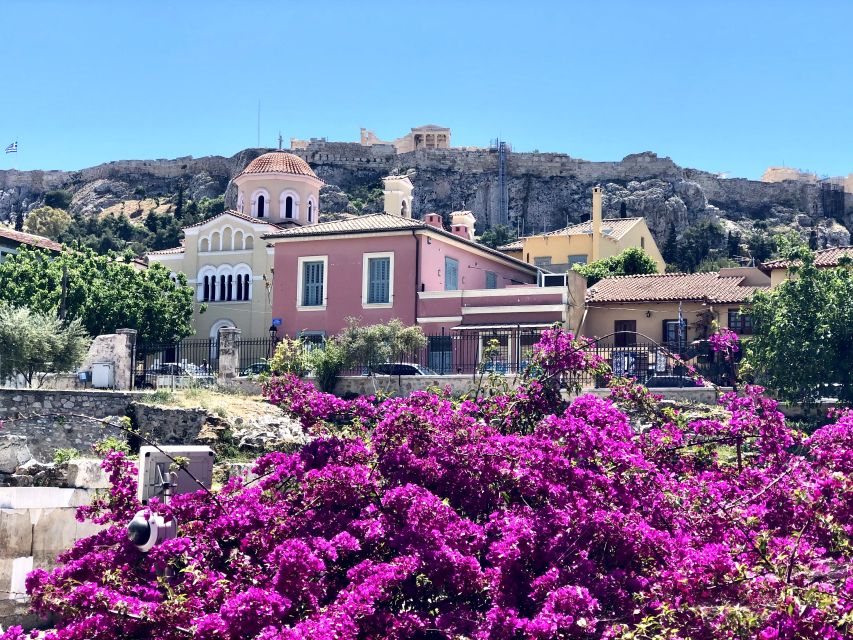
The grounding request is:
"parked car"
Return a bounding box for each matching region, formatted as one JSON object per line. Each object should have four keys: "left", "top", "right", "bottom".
{"left": 368, "top": 363, "right": 439, "bottom": 376}
{"left": 241, "top": 362, "right": 270, "bottom": 377}
{"left": 136, "top": 363, "right": 214, "bottom": 389}
{"left": 645, "top": 375, "right": 697, "bottom": 388}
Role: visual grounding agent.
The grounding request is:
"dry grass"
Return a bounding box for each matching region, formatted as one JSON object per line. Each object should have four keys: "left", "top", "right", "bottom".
{"left": 138, "top": 387, "right": 282, "bottom": 422}
{"left": 100, "top": 198, "right": 174, "bottom": 221}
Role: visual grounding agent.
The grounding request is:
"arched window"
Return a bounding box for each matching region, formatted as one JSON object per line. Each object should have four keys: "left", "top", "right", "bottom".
{"left": 203, "top": 276, "right": 210, "bottom": 301}
{"left": 211, "top": 232, "right": 221, "bottom": 252}
{"left": 234, "top": 230, "right": 244, "bottom": 251}
{"left": 307, "top": 200, "right": 313, "bottom": 222}
{"left": 236, "top": 274, "right": 243, "bottom": 301}
{"left": 245, "top": 235, "right": 254, "bottom": 250}
{"left": 243, "top": 274, "right": 250, "bottom": 300}
{"left": 285, "top": 196, "right": 294, "bottom": 219}
{"left": 220, "top": 275, "right": 226, "bottom": 301}
{"left": 237, "top": 193, "right": 244, "bottom": 213}
{"left": 251, "top": 190, "right": 269, "bottom": 218}
{"left": 257, "top": 195, "right": 265, "bottom": 218}
{"left": 401, "top": 200, "right": 408, "bottom": 216}
{"left": 211, "top": 276, "right": 217, "bottom": 301}
{"left": 222, "top": 228, "right": 233, "bottom": 251}
{"left": 227, "top": 275, "right": 233, "bottom": 301}
{"left": 199, "top": 237, "right": 210, "bottom": 252}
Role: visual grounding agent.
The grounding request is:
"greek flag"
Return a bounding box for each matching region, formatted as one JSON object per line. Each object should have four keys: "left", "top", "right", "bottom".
{"left": 4, "top": 142, "right": 16, "bottom": 153}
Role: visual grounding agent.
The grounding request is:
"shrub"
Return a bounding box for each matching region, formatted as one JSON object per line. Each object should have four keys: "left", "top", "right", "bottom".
{"left": 308, "top": 339, "right": 345, "bottom": 393}
{"left": 52, "top": 448, "right": 79, "bottom": 465}
{"left": 268, "top": 337, "right": 310, "bottom": 377}
{"left": 6, "top": 328, "right": 852, "bottom": 639}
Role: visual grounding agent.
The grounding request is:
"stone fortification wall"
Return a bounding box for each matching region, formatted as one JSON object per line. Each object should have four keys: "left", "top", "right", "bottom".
{"left": 3, "top": 145, "right": 851, "bottom": 250}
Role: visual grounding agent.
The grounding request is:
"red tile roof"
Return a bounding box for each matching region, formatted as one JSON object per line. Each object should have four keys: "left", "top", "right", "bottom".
{"left": 497, "top": 217, "right": 643, "bottom": 252}
{"left": 147, "top": 246, "right": 185, "bottom": 256}
{"left": 761, "top": 246, "right": 853, "bottom": 270}
{"left": 181, "top": 209, "right": 279, "bottom": 229}
{"left": 586, "top": 272, "right": 767, "bottom": 304}
{"left": 263, "top": 214, "right": 537, "bottom": 274}
{"left": 239, "top": 152, "right": 319, "bottom": 179}
{"left": 0, "top": 227, "right": 63, "bottom": 253}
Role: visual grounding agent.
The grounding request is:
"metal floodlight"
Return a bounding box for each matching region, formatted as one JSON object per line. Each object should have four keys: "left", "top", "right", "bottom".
{"left": 137, "top": 445, "right": 215, "bottom": 504}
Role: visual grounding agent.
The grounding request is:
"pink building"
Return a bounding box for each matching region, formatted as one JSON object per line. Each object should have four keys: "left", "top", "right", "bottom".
{"left": 264, "top": 211, "right": 586, "bottom": 373}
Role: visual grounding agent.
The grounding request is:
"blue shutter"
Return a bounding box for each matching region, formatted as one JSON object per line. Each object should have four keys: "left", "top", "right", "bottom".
{"left": 445, "top": 257, "right": 459, "bottom": 291}
{"left": 368, "top": 257, "right": 390, "bottom": 304}
{"left": 302, "top": 261, "right": 324, "bottom": 306}
{"left": 485, "top": 271, "right": 497, "bottom": 289}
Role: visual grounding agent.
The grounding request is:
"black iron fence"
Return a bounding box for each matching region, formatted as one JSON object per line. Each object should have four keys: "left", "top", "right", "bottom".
{"left": 133, "top": 339, "right": 220, "bottom": 389}
{"left": 132, "top": 332, "right": 732, "bottom": 389}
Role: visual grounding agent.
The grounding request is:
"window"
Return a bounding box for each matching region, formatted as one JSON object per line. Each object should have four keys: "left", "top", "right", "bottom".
{"left": 534, "top": 256, "right": 552, "bottom": 268}
{"left": 662, "top": 319, "right": 686, "bottom": 352}
{"left": 285, "top": 196, "right": 294, "bottom": 219}
{"left": 257, "top": 195, "right": 265, "bottom": 218}
{"left": 485, "top": 271, "right": 498, "bottom": 289}
{"left": 614, "top": 320, "right": 637, "bottom": 347}
{"left": 307, "top": 201, "right": 313, "bottom": 222}
{"left": 641, "top": 236, "right": 646, "bottom": 249}
{"left": 299, "top": 258, "right": 326, "bottom": 308}
{"left": 203, "top": 276, "right": 210, "bottom": 302}
{"left": 567, "top": 255, "right": 587, "bottom": 266}
{"left": 366, "top": 256, "right": 391, "bottom": 304}
{"left": 444, "top": 256, "right": 459, "bottom": 291}
{"left": 728, "top": 308, "right": 753, "bottom": 335}
{"left": 220, "top": 275, "right": 226, "bottom": 301}
{"left": 243, "top": 274, "right": 250, "bottom": 301}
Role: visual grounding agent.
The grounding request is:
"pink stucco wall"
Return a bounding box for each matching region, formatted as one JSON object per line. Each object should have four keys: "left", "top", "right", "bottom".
{"left": 273, "top": 234, "right": 418, "bottom": 337}
{"left": 271, "top": 230, "right": 538, "bottom": 338}
{"left": 418, "top": 235, "right": 535, "bottom": 291}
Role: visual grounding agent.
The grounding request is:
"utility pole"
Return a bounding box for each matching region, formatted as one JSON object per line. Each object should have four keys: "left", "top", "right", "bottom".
{"left": 58, "top": 264, "right": 68, "bottom": 321}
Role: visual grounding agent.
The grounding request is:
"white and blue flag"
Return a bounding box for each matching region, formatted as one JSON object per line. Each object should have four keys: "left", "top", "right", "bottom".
{"left": 4, "top": 142, "right": 17, "bottom": 153}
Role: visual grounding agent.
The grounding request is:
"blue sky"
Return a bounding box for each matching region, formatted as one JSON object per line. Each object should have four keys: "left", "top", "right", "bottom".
{"left": 1, "top": 0, "right": 851, "bottom": 179}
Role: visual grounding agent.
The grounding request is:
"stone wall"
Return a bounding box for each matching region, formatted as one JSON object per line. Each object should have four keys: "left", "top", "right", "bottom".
{"left": 0, "top": 390, "right": 137, "bottom": 460}
{"left": 0, "top": 390, "right": 219, "bottom": 461}
{"left": 0, "top": 488, "right": 105, "bottom": 630}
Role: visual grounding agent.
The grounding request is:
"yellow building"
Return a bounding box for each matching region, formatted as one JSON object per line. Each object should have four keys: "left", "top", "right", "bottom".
{"left": 498, "top": 186, "right": 665, "bottom": 272}
{"left": 580, "top": 268, "right": 769, "bottom": 347}
{"left": 147, "top": 151, "right": 324, "bottom": 340}
{"left": 760, "top": 246, "right": 853, "bottom": 287}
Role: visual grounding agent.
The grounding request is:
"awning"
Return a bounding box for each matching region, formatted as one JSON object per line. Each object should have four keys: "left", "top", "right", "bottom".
{"left": 450, "top": 323, "right": 556, "bottom": 331}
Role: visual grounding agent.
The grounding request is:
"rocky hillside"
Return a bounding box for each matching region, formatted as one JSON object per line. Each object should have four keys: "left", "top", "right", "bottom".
{"left": 2, "top": 145, "right": 851, "bottom": 262}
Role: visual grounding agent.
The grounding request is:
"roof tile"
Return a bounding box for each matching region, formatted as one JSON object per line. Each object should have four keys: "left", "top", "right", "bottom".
{"left": 239, "top": 152, "right": 319, "bottom": 179}
{"left": 761, "top": 246, "right": 853, "bottom": 270}
{"left": 0, "top": 227, "right": 63, "bottom": 253}
{"left": 586, "top": 272, "right": 767, "bottom": 304}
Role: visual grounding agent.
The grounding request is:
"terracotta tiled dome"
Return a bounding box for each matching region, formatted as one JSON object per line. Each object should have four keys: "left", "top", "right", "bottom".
{"left": 239, "top": 151, "right": 318, "bottom": 178}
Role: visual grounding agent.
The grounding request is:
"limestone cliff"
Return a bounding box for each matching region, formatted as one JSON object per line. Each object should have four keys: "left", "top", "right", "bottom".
{"left": 1, "top": 145, "right": 850, "bottom": 252}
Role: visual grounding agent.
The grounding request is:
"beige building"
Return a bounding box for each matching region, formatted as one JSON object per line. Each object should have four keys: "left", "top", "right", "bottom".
{"left": 760, "top": 246, "right": 853, "bottom": 287}
{"left": 382, "top": 175, "right": 414, "bottom": 217}
{"left": 580, "top": 268, "right": 769, "bottom": 348}
{"left": 762, "top": 166, "right": 853, "bottom": 193}
{"left": 360, "top": 125, "right": 451, "bottom": 153}
{"left": 499, "top": 186, "right": 665, "bottom": 272}
{"left": 147, "top": 151, "right": 324, "bottom": 340}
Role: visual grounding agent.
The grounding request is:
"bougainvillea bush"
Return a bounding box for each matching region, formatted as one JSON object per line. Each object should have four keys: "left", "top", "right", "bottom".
{"left": 4, "top": 328, "right": 852, "bottom": 639}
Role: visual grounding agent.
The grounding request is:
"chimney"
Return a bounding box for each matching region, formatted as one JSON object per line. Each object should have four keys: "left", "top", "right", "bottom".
{"left": 591, "top": 186, "right": 602, "bottom": 261}
{"left": 450, "top": 211, "right": 476, "bottom": 241}
{"left": 423, "top": 212, "right": 444, "bottom": 229}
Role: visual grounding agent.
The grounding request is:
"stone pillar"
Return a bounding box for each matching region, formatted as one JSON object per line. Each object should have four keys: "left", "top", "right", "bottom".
{"left": 218, "top": 327, "right": 241, "bottom": 380}
{"left": 115, "top": 329, "right": 137, "bottom": 390}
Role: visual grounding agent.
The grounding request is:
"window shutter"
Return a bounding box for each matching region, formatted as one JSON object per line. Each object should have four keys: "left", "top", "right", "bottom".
{"left": 486, "top": 271, "right": 497, "bottom": 289}
{"left": 445, "top": 257, "right": 459, "bottom": 291}
{"left": 302, "top": 261, "right": 324, "bottom": 306}
{"left": 368, "top": 257, "right": 390, "bottom": 304}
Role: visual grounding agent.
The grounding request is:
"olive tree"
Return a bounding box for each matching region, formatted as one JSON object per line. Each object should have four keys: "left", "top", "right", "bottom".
{"left": 0, "top": 303, "right": 91, "bottom": 387}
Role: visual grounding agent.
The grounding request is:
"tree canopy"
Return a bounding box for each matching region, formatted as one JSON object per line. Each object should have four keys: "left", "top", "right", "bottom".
{"left": 477, "top": 224, "right": 517, "bottom": 249}
{"left": 0, "top": 247, "right": 195, "bottom": 344}
{"left": 23, "top": 206, "right": 72, "bottom": 240}
{"left": 572, "top": 247, "right": 658, "bottom": 285}
{"left": 0, "top": 302, "right": 90, "bottom": 387}
{"left": 746, "top": 247, "right": 853, "bottom": 407}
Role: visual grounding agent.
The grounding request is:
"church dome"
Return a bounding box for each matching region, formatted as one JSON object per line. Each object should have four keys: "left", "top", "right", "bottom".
{"left": 239, "top": 151, "right": 318, "bottom": 179}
